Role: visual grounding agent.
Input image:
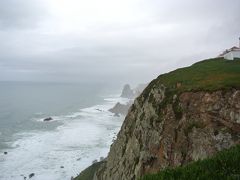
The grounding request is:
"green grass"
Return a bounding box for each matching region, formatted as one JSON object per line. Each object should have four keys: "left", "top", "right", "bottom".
{"left": 142, "top": 58, "right": 240, "bottom": 100}
{"left": 142, "top": 145, "right": 240, "bottom": 180}
{"left": 74, "top": 161, "right": 103, "bottom": 180}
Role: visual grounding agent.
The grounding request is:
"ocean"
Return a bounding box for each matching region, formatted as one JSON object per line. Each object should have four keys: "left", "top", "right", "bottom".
{"left": 0, "top": 82, "right": 127, "bottom": 180}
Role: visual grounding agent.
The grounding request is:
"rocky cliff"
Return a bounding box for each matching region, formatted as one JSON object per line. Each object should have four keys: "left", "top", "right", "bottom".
{"left": 93, "top": 58, "right": 240, "bottom": 180}
{"left": 74, "top": 58, "right": 240, "bottom": 180}
{"left": 95, "top": 86, "right": 240, "bottom": 180}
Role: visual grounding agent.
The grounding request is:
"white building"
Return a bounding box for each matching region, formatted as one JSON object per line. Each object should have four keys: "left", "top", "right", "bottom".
{"left": 218, "top": 38, "right": 240, "bottom": 60}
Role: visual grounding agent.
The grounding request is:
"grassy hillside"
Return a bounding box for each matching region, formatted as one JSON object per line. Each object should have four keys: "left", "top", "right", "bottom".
{"left": 142, "top": 145, "right": 240, "bottom": 180}
{"left": 143, "top": 58, "right": 240, "bottom": 98}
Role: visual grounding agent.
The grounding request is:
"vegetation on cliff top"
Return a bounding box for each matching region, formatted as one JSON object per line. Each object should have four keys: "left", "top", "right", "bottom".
{"left": 142, "top": 144, "right": 240, "bottom": 180}
{"left": 142, "top": 58, "right": 240, "bottom": 99}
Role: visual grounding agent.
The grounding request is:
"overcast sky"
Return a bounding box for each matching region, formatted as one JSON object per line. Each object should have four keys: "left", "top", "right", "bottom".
{"left": 0, "top": 0, "right": 239, "bottom": 85}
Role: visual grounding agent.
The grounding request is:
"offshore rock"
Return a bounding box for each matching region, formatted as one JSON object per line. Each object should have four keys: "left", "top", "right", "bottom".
{"left": 43, "top": 117, "right": 53, "bottom": 121}
{"left": 109, "top": 101, "right": 133, "bottom": 116}
{"left": 121, "top": 84, "right": 134, "bottom": 99}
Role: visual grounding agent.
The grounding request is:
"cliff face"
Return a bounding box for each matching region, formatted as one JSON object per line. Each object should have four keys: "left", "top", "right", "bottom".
{"left": 90, "top": 58, "right": 240, "bottom": 180}
{"left": 95, "top": 84, "right": 240, "bottom": 180}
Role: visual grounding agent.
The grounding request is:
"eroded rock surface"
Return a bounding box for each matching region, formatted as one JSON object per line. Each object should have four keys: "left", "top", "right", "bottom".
{"left": 95, "top": 85, "right": 240, "bottom": 180}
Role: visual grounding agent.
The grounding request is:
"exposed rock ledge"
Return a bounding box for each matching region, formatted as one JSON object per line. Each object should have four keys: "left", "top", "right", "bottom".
{"left": 94, "top": 85, "right": 240, "bottom": 180}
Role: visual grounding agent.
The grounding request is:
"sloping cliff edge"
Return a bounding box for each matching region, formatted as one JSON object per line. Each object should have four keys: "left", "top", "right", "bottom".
{"left": 76, "top": 58, "right": 240, "bottom": 180}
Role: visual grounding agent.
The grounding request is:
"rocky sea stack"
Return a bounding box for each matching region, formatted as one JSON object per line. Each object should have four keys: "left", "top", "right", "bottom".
{"left": 108, "top": 102, "right": 133, "bottom": 116}
{"left": 121, "top": 84, "right": 135, "bottom": 99}
{"left": 75, "top": 58, "right": 240, "bottom": 180}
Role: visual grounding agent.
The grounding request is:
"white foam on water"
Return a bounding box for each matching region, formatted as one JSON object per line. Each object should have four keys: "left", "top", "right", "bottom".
{"left": 0, "top": 95, "right": 126, "bottom": 180}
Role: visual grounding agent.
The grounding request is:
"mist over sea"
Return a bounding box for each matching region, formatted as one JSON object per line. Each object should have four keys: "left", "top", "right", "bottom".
{"left": 0, "top": 81, "right": 127, "bottom": 180}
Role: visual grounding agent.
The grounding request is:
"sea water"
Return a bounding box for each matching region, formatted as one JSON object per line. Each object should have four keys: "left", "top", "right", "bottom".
{"left": 0, "top": 82, "right": 128, "bottom": 180}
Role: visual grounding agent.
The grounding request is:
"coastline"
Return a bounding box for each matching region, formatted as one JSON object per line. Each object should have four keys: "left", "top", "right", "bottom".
{"left": 0, "top": 94, "right": 129, "bottom": 180}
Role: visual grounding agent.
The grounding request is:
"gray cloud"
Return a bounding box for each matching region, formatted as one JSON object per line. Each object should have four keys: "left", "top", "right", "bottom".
{"left": 0, "top": 0, "right": 47, "bottom": 29}
{"left": 0, "top": 0, "right": 239, "bottom": 85}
